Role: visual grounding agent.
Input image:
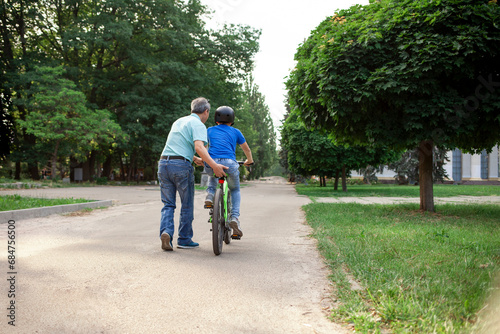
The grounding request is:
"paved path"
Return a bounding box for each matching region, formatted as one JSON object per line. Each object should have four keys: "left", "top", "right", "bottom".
{"left": 315, "top": 195, "right": 500, "bottom": 205}
{"left": 0, "top": 180, "right": 347, "bottom": 334}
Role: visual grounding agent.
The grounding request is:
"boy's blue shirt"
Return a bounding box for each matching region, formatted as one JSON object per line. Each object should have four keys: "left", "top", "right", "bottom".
{"left": 207, "top": 124, "right": 246, "bottom": 161}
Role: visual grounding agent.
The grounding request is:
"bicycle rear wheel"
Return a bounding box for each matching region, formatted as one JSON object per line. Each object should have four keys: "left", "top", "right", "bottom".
{"left": 224, "top": 190, "right": 232, "bottom": 245}
{"left": 212, "top": 188, "right": 224, "bottom": 255}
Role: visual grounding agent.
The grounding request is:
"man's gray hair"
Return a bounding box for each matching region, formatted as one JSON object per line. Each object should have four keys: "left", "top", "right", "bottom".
{"left": 191, "top": 97, "right": 210, "bottom": 114}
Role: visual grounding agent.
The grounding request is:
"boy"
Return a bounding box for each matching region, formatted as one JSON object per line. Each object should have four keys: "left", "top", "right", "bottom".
{"left": 204, "top": 106, "right": 253, "bottom": 238}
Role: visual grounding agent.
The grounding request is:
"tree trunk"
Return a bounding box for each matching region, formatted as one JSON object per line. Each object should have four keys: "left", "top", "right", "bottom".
{"left": 59, "top": 157, "right": 65, "bottom": 180}
{"left": 127, "top": 152, "right": 136, "bottom": 182}
{"left": 341, "top": 164, "right": 347, "bottom": 192}
{"left": 69, "top": 156, "right": 79, "bottom": 182}
{"left": 82, "top": 151, "right": 97, "bottom": 182}
{"left": 51, "top": 140, "right": 60, "bottom": 180}
{"left": 102, "top": 156, "right": 112, "bottom": 180}
{"left": 89, "top": 151, "right": 97, "bottom": 181}
{"left": 28, "top": 163, "right": 39, "bottom": 180}
{"left": 15, "top": 161, "right": 21, "bottom": 180}
{"left": 334, "top": 169, "right": 339, "bottom": 190}
{"left": 119, "top": 151, "right": 125, "bottom": 181}
{"left": 82, "top": 159, "right": 90, "bottom": 181}
{"left": 418, "top": 140, "right": 435, "bottom": 212}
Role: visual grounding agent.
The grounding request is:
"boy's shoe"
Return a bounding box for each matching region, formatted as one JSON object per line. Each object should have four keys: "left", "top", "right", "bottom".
{"left": 177, "top": 241, "right": 200, "bottom": 249}
{"left": 229, "top": 217, "right": 243, "bottom": 237}
{"left": 204, "top": 194, "right": 214, "bottom": 208}
{"left": 161, "top": 232, "right": 173, "bottom": 251}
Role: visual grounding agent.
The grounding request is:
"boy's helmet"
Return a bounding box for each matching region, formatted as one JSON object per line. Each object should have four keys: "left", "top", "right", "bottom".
{"left": 214, "top": 106, "right": 235, "bottom": 125}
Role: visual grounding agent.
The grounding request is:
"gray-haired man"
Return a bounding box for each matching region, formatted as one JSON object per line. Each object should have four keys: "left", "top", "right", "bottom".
{"left": 158, "top": 97, "right": 227, "bottom": 251}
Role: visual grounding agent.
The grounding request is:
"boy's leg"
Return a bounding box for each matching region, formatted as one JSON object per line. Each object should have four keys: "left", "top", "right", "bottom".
{"left": 225, "top": 160, "right": 243, "bottom": 237}
{"left": 226, "top": 165, "right": 241, "bottom": 218}
{"left": 204, "top": 164, "right": 217, "bottom": 206}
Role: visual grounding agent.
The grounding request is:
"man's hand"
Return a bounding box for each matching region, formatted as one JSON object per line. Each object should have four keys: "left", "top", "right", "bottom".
{"left": 194, "top": 140, "right": 227, "bottom": 177}
{"left": 193, "top": 156, "right": 204, "bottom": 166}
{"left": 212, "top": 163, "right": 228, "bottom": 178}
{"left": 243, "top": 159, "right": 254, "bottom": 167}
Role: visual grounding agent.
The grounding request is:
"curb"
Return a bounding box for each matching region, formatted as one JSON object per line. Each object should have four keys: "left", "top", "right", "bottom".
{"left": 0, "top": 200, "right": 114, "bottom": 222}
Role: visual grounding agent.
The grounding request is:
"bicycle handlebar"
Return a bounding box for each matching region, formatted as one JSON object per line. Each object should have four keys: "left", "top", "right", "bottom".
{"left": 237, "top": 161, "right": 254, "bottom": 166}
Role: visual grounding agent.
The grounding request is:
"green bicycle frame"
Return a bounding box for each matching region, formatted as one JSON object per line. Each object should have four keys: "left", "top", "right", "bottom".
{"left": 220, "top": 178, "right": 230, "bottom": 222}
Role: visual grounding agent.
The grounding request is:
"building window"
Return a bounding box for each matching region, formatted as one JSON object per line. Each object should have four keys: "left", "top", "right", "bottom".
{"left": 452, "top": 149, "right": 462, "bottom": 182}
{"left": 481, "top": 150, "right": 488, "bottom": 179}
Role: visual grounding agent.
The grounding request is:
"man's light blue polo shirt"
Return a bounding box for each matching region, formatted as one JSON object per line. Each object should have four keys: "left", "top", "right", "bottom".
{"left": 161, "top": 113, "right": 208, "bottom": 162}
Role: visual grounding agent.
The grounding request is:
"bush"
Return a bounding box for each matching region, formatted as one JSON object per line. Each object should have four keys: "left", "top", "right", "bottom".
{"left": 143, "top": 166, "right": 154, "bottom": 181}
{"left": 96, "top": 177, "right": 108, "bottom": 185}
{"left": 348, "top": 178, "right": 364, "bottom": 185}
{"left": 194, "top": 167, "right": 202, "bottom": 184}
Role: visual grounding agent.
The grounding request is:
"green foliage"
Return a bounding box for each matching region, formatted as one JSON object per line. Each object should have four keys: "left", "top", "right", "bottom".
{"left": 0, "top": 194, "right": 92, "bottom": 211}
{"left": 235, "top": 78, "right": 277, "bottom": 179}
{"left": 389, "top": 147, "right": 450, "bottom": 185}
{"left": 2, "top": 0, "right": 263, "bottom": 180}
{"left": 16, "top": 66, "right": 125, "bottom": 177}
{"left": 96, "top": 177, "right": 108, "bottom": 185}
{"left": 287, "top": 0, "right": 500, "bottom": 153}
{"left": 305, "top": 202, "right": 500, "bottom": 333}
{"left": 280, "top": 110, "right": 399, "bottom": 184}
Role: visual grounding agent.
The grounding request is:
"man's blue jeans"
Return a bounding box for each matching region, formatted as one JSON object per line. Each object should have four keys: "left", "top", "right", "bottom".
{"left": 158, "top": 159, "right": 195, "bottom": 244}
{"left": 204, "top": 158, "right": 241, "bottom": 219}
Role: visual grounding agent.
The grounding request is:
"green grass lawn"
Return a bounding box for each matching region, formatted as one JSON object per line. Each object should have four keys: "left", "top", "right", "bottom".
{"left": 296, "top": 183, "right": 500, "bottom": 198}
{"left": 305, "top": 202, "right": 500, "bottom": 333}
{"left": 0, "top": 194, "right": 93, "bottom": 211}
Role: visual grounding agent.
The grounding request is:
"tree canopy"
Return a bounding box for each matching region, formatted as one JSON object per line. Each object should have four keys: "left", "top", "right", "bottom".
{"left": 280, "top": 110, "right": 398, "bottom": 190}
{"left": 17, "top": 66, "right": 124, "bottom": 178}
{"left": 235, "top": 78, "right": 277, "bottom": 180}
{"left": 286, "top": 0, "right": 500, "bottom": 210}
{"left": 1, "top": 0, "right": 277, "bottom": 180}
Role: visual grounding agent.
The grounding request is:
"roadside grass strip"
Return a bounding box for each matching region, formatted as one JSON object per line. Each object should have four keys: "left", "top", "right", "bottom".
{"left": 0, "top": 194, "right": 93, "bottom": 211}
{"left": 296, "top": 183, "right": 500, "bottom": 198}
{"left": 304, "top": 202, "right": 500, "bottom": 333}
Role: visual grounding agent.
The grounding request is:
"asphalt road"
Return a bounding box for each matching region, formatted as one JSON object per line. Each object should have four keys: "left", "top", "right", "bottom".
{"left": 0, "top": 178, "right": 348, "bottom": 334}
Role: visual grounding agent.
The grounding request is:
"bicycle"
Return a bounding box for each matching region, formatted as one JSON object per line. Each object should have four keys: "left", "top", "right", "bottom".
{"left": 205, "top": 161, "right": 253, "bottom": 255}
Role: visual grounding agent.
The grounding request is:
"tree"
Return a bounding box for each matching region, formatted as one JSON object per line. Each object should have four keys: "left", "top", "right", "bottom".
{"left": 236, "top": 78, "right": 277, "bottom": 179}
{"left": 2, "top": 0, "right": 261, "bottom": 180}
{"left": 388, "top": 147, "right": 449, "bottom": 185}
{"left": 17, "top": 66, "right": 124, "bottom": 179}
{"left": 280, "top": 110, "right": 398, "bottom": 190}
{"left": 0, "top": 88, "right": 13, "bottom": 160}
{"left": 1, "top": 0, "right": 46, "bottom": 178}
{"left": 287, "top": 0, "right": 500, "bottom": 211}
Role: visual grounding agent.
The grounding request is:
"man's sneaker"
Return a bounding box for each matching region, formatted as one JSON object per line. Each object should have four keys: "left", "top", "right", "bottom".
{"left": 177, "top": 241, "right": 200, "bottom": 249}
{"left": 161, "top": 232, "right": 173, "bottom": 251}
{"left": 229, "top": 217, "right": 243, "bottom": 237}
{"left": 204, "top": 194, "right": 214, "bottom": 208}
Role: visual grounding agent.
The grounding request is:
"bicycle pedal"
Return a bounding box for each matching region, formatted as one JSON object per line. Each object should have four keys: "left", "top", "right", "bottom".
{"left": 231, "top": 235, "right": 241, "bottom": 240}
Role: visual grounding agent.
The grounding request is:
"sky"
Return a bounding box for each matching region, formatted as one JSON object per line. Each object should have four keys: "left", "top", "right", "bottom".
{"left": 201, "top": 0, "right": 370, "bottom": 131}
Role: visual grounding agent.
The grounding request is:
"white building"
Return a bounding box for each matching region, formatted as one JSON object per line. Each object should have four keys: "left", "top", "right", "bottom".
{"left": 352, "top": 146, "right": 500, "bottom": 183}
{"left": 448, "top": 146, "right": 499, "bottom": 182}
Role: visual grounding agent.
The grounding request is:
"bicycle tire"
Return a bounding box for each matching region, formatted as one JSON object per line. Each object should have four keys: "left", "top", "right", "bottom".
{"left": 212, "top": 188, "right": 224, "bottom": 255}
{"left": 224, "top": 190, "right": 232, "bottom": 245}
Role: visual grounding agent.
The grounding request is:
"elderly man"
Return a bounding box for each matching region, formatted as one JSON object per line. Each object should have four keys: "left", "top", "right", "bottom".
{"left": 158, "top": 97, "right": 227, "bottom": 251}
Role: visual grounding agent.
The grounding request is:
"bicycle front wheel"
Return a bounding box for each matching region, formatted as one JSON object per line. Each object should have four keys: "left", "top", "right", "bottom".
{"left": 212, "top": 188, "right": 224, "bottom": 255}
